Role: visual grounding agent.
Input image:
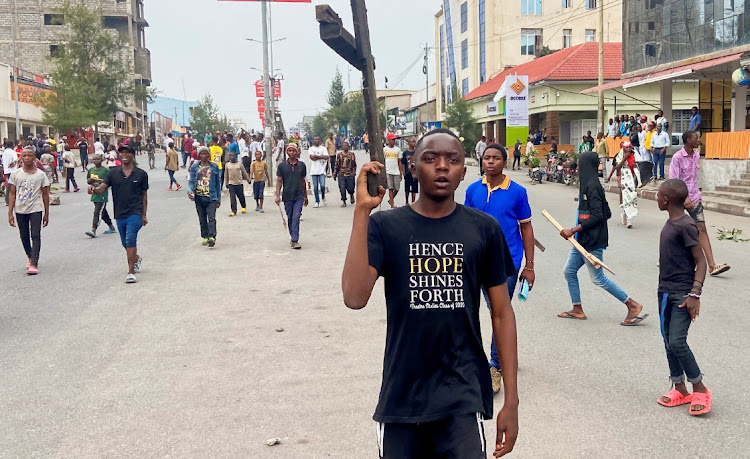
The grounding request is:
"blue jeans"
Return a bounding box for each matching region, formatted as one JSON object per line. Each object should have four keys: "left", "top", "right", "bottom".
{"left": 482, "top": 274, "right": 518, "bottom": 372}
{"left": 312, "top": 174, "right": 326, "bottom": 202}
{"left": 564, "top": 247, "right": 628, "bottom": 305}
{"left": 652, "top": 147, "right": 666, "bottom": 178}
{"left": 659, "top": 292, "right": 702, "bottom": 384}
{"left": 284, "top": 199, "right": 304, "bottom": 243}
{"left": 167, "top": 169, "right": 179, "bottom": 187}
{"left": 116, "top": 214, "right": 142, "bottom": 248}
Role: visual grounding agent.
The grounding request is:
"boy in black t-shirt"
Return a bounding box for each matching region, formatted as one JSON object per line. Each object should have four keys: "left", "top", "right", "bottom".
{"left": 655, "top": 179, "right": 711, "bottom": 415}
{"left": 342, "top": 129, "right": 519, "bottom": 458}
{"left": 401, "top": 137, "right": 418, "bottom": 205}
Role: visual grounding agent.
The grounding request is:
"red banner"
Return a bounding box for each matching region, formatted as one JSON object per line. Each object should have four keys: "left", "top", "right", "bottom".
{"left": 257, "top": 99, "right": 265, "bottom": 113}
{"left": 254, "top": 79, "right": 281, "bottom": 98}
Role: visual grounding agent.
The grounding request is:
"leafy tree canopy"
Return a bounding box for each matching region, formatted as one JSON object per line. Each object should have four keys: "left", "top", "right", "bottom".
{"left": 190, "top": 94, "right": 231, "bottom": 136}
{"left": 443, "top": 87, "right": 481, "bottom": 156}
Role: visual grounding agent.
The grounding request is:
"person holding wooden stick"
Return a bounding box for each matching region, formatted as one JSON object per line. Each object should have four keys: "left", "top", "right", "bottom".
{"left": 558, "top": 151, "right": 647, "bottom": 325}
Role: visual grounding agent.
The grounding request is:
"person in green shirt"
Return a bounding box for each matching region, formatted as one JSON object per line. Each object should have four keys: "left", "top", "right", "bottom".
{"left": 85, "top": 154, "right": 117, "bottom": 238}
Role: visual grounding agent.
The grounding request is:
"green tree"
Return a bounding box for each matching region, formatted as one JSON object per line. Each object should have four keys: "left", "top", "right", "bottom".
{"left": 311, "top": 114, "right": 330, "bottom": 140}
{"left": 327, "top": 69, "right": 350, "bottom": 132}
{"left": 190, "top": 94, "right": 231, "bottom": 136}
{"left": 535, "top": 46, "right": 559, "bottom": 58}
{"left": 42, "top": 1, "right": 134, "bottom": 135}
{"left": 443, "top": 88, "right": 481, "bottom": 156}
{"left": 346, "top": 92, "right": 366, "bottom": 136}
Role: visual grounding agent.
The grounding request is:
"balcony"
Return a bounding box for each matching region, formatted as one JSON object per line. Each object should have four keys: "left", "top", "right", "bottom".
{"left": 134, "top": 47, "right": 151, "bottom": 84}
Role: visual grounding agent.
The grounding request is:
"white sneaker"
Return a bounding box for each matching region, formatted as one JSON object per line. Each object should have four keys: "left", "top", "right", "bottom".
{"left": 125, "top": 273, "right": 137, "bottom": 284}
{"left": 134, "top": 256, "right": 142, "bottom": 273}
{"left": 323, "top": 199, "right": 327, "bottom": 206}
{"left": 313, "top": 202, "right": 320, "bottom": 208}
{"left": 626, "top": 219, "right": 633, "bottom": 229}
{"left": 621, "top": 211, "right": 627, "bottom": 226}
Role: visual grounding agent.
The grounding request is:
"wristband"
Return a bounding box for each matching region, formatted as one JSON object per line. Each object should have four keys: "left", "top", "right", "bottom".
{"left": 688, "top": 293, "right": 700, "bottom": 299}
{"left": 523, "top": 266, "right": 534, "bottom": 272}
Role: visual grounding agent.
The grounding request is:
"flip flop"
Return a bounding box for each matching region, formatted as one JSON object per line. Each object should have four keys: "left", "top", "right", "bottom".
{"left": 657, "top": 389, "right": 693, "bottom": 407}
{"left": 709, "top": 264, "right": 730, "bottom": 276}
{"left": 689, "top": 389, "right": 712, "bottom": 416}
{"left": 620, "top": 314, "right": 649, "bottom": 326}
{"left": 557, "top": 311, "right": 587, "bottom": 320}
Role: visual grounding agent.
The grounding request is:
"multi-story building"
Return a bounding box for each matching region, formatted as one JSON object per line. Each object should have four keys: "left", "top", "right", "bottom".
{"left": 434, "top": 0, "right": 622, "bottom": 117}
{"left": 0, "top": 0, "right": 152, "bottom": 140}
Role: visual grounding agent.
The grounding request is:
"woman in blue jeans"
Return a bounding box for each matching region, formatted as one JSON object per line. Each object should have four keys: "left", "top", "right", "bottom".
{"left": 557, "top": 152, "right": 647, "bottom": 325}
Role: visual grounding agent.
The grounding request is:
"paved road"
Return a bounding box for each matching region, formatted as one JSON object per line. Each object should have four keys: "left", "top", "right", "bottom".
{"left": 1, "top": 151, "right": 748, "bottom": 458}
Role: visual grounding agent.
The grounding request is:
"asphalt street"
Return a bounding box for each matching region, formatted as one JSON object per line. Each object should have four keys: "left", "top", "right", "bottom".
{"left": 1, "top": 150, "right": 749, "bottom": 458}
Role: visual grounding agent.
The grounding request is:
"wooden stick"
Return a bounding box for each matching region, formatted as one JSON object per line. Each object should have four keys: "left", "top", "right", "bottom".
{"left": 541, "top": 210, "right": 615, "bottom": 275}
{"left": 534, "top": 237, "right": 546, "bottom": 252}
{"left": 276, "top": 202, "right": 288, "bottom": 230}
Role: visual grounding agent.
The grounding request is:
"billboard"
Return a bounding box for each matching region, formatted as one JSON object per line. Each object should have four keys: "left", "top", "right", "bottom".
{"left": 11, "top": 81, "right": 53, "bottom": 107}
{"left": 505, "top": 75, "right": 529, "bottom": 128}
{"left": 153, "top": 112, "right": 173, "bottom": 145}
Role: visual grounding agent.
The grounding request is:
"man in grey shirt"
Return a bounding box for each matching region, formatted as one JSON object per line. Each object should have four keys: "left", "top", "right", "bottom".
{"left": 7, "top": 148, "right": 50, "bottom": 275}
{"left": 475, "top": 135, "right": 487, "bottom": 175}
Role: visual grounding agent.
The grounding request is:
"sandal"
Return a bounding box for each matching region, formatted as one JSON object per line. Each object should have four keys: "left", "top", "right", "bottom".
{"left": 709, "top": 264, "right": 730, "bottom": 276}
{"left": 621, "top": 314, "right": 649, "bottom": 326}
{"left": 557, "top": 311, "right": 587, "bottom": 320}
{"left": 657, "top": 389, "right": 692, "bottom": 407}
{"left": 689, "top": 389, "right": 712, "bottom": 416}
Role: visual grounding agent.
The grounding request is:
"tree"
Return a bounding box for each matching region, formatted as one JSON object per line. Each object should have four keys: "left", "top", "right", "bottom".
{"left": 443, "top": 88, "right": 481, "bottom": 156}
{"left": 42, "top": 1, "right": 133, "bottom": 135}
{"left": 326, "top": 69, "right": 350, "bottom": 133}
{"left": 190, "top": 94, "right": 231, "bottom": 136}
{"left": 311, "top": 114, "right": 330, "bottom": 140}
{"left": 327, "top": 69, "right": 346, "bottom": 108}
{"left": 346, "top": 92, "right": 366, "bottom": 136}
{"left": 535, "top": 46, "right": 559, "bottom": 58}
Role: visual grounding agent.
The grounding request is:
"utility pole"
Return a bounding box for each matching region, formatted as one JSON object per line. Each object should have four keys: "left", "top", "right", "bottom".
{"left": 10, "top": 6, "right": 20, "bottom": 139}
{"left": 269, "top": 1, "right": 277, "bottom": 139}
{"left": 597, "top": 0, "right": 605, "bottom": 133}
{"left": 261, "top": 0, "right": 274, "bottom": 185}
{"left": 316, "top": 1, "right": 386, "bottom": 194}
{"left": 383, "top": 77, "right": 388, "bottom": 134}
{"left": 424, "top": 43, "right": 429, "bottom": 130}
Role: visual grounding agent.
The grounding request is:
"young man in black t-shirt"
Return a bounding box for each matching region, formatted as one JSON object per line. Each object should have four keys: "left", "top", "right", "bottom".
{"left": 342, "top": 129, "right": 519, "bottom": 458}
{"left": 401, "top": 137, "right": 418, "bottom": 206}
{"left": 274, "top": 144, "right": 308, "bottom": 249}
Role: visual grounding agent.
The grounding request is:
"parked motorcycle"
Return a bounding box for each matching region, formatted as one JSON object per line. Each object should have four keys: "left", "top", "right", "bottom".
{"left": 545, "top": 152, "right": 562, "bottom": 183}
{"left": 559, "top": 150, "right": 578, "bottom": 186}
{"left": 528, "top": 157, "right": 542, "bottom": 183}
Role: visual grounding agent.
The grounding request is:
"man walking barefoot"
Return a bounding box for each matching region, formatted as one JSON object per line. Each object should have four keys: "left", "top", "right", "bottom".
{"left": 89, "top": 145, "right": 148, "bottom": 284}
{"left": 8, "top": 148, "right": 50, "bottom": 275}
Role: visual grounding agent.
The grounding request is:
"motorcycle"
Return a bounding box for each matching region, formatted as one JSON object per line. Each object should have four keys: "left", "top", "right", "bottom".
{"left": 559, "top": 151, "right": 578, "bottom": 186}
{"left": 528, "top": 157, "right": 542, "bottom": 183}
{"left": 544, "top": 152, "right": 562, "bottom": 183}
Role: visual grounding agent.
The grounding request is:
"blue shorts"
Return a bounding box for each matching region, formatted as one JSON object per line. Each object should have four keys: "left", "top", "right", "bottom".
{"left": 116, "top": 214, "right": 142, "bottom": 248}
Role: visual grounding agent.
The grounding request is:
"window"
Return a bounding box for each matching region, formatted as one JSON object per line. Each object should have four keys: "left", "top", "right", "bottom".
{"left": 585, "top": 0, "right": 597, "bottom": 8}
{"left": 671, "top": 110, "right": 692, "bottom": 133}
{"left": 521, "top": 29, "right": 543, "bottom": 55}
{"left": 585, "top": 29, "right": 596, "bottom": 42}
{"left": 461, "top": 39, "right": 468, "bottom": 69}
{"left": 460, "top": 2, "right": 468, "bottom": 33}
{"left": 44, "top": 14, "right": 64, "bottom": 25}
{"left": 648, "top": 21, "right": 655, "bottom": 30}
{"left": 462, "top": 78, "right": 469, "bottom": 97}
{"left": 561, "top": 0, "right": 571, "bottom": 7}
{"left": 563, "top": 29, "right": 572, "bottom": 48}
{"left": 521, "top": 0, "right": 543, "bottom": 15}
{"left": 645, "top": 43, "right": 657, "bottom": 57}
{"left": 49, "top": 45, "right": 63, "bottom": 57}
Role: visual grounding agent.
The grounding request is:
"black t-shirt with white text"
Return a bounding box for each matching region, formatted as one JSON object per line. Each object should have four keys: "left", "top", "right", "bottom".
{"left": 368, "top": 204, "right": 516, "bottom": 423}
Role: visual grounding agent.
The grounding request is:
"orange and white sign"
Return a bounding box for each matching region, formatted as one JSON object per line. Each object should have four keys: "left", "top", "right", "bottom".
{"left": 506, "top": 75, "right": 528, "bottom": 128}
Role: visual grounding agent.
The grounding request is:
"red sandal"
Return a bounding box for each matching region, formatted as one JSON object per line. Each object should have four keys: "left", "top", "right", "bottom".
{"left": 689, "top": 389, "right": 712, "bottom": 416}
{"left": 657, "top": 389, "right": 692, "bottom": 407}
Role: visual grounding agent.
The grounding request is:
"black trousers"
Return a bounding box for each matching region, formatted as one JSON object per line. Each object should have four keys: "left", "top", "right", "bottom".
{"left": 16, "top": 211, "right": 42, "bottom": 266}
{"left": 228, "top": 184, "right": 247, "bottom": 213}
{"left": 512, "top": 156, "right": 521, "bottom": 168}
{"left": 194, "top": 195, "right": 217, "bottom": 238}
{"left": 338, "top": 176, "right": 355, "bottom": 201}
{"left": 241, "top": 156, "right": 252, "bottom": 175}
{"left": 92, "top": 201, "right": 113, "bottom": 230}
{"left": 65, "top": 168, "right": 78, "bottom": 191}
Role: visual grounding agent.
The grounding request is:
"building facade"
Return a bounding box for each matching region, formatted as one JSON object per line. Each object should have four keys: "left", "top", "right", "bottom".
{"left": 0, "top": 0, "right": 152, "bottom": 137}
{"left": 434, "top": 0, "right": 622, "bottom": 117}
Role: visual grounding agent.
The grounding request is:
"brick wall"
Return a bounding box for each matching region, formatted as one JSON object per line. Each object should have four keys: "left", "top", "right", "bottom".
{"left": 546, "top": 110, "right": 560, "bottom": 143}
{"left": 17, "top": 0, "right": 42, "bottom": 9}
{"left": 0, "top": 13, "right": 12, "bottom": 40}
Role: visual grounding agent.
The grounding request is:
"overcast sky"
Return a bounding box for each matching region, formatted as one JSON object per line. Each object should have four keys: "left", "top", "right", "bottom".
{"left": 147, "top": 0, "right": 435, "bottom": 129}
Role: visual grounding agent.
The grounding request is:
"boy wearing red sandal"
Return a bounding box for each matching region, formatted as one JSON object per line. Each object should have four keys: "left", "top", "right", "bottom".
{"left": 655, "top": 179, "right": 711, "bottom": 415}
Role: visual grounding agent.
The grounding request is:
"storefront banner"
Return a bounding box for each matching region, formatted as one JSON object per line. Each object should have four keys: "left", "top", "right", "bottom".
{"left": 506, "top": 75, "right": 529, "bottom": 128}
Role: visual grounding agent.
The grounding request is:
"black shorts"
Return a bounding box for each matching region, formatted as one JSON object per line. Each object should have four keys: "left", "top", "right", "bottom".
{"left": 404, "top": 174, "right": 419, "bottom": 193}
{"left": 377, "top": 413, "right": 486, "bottom": 459}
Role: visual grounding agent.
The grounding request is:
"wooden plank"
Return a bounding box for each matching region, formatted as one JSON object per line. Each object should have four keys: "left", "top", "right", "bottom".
{"left": 541, "top": 209, "right": 615, "bottom": 275}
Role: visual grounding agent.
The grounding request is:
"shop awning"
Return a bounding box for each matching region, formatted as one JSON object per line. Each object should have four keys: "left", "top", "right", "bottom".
{"left": 581, "top": 52, "right": 743, "bottom": 94}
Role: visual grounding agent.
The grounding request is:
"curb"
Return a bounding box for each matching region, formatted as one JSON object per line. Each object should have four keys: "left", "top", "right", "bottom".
{"left": 605, "top": 183, "right": 750, "bottom": 217}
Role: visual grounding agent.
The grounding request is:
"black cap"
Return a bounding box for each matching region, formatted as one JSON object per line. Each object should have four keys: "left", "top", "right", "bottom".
{"left": 118, "top": 144, "right": 135, "bottom": 155}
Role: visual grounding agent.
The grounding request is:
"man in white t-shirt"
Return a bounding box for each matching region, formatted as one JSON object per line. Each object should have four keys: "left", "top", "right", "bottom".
{"left": 525, "top": 137, "right": 534, "bottom": 162}
{"left": 475, "top": 135, "right": 487, "bottom": 175}
{"left": 308, "top": 136, "right": 329, "bottom": 208}
{"left": 251, "top": 133, "right": 265, "bottom": 161}
{"left": 274, "top": 133, "right": 286, "bottom": 168}
{"left": 383, "top": 133, "right": 403, "bottom": 209}
{"left": 94, "top": 137, "right": 105, "bottom": 155}
{"left": 3, "top": 140, "right": 19, "bottom": 205}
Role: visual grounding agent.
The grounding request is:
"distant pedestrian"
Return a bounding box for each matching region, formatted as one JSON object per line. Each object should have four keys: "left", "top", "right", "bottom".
{"left": 333, "top": 141, "right": 357, "bottom": 207}
{"left": 362, "top": 131, "right": 369, "bottom": 153}
{"left": 62, "top": 145, "right": 80, "bottom": 193}
{"left": 557, "top": 151, "right": 647, "bottom": 325}
{"left": 651, "top": 123, "right": 670, "bottom": 180}
{"left": 209, "top": 135, "right": 225, "bottom": 191}
{"left": 94, "top": 137, "right": 105, "bottom": 155}
{"left": 689, "top": 106, "right": 701, "bottom": 135}
{"left": 512, "top": 139, "right": 522, "bottom": 170}
{"left": 670, "top": 131, "right": 730, "bottom": 277}
{"left": 595, "top": 132, "right": 609, "bottom": 178}
{"left": 40, "top": 147, "right": 54, "bottom": 183}
{"left": 402, "top": 137, "right": 418, "bottom": 205}
{"left": 89, "top": 144, "right": 149, "bottom": 284}
{"left": 188, "top": 146, "right": 221, "bottom": 247}
{"left": 654, "top": 179, "right": 711, "bottom": 415}
{"left": 182, "top": 133, "right": 194, "bottom": 168}
{"left": 224, "top": 151, "right": 250, "bottom": 216}
{"left": 7, "top": 148, "right": 50, "bottom": 275}
{"left": 384, "top": 133, "right": 402, "bottom": 209}
{"left": 273, "top": 133, "right": 286, "bottom": 171}
{"left": 2, "top": 139, "right": 18, "bottom": 205}
{"left": 250, "top": 151, "right": 269, "bottom": 213}
{"left": 163, "top": 133, "right": 174, "bottom": 152}
{"left": 607, "top": 140, "right": 638, "bottom": 228}
{"left": 275, "top": 144, "right": 308, "bottom": 249}
{"left": 105, "top": 145, "right": 118, "bottom": 169}
{"left": 308, "top": 136, "right": 329, "bottom": 208}
{"left": 238, "top": 132, "right": 251, "bottom": 173}
{"left": 76, "top": 138, "right": 89, "bottom": 172}
{"left": 165, "top": 142, "right": 182, "bottom": 190}
{"left": 84, "top": 154, "right": 117, "bottom": 238}
{"left": 325, "top": 132, "right": 336, "bottom": 176}
{"left": 475, "top": 135, "right": 487, "bottom": 175}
